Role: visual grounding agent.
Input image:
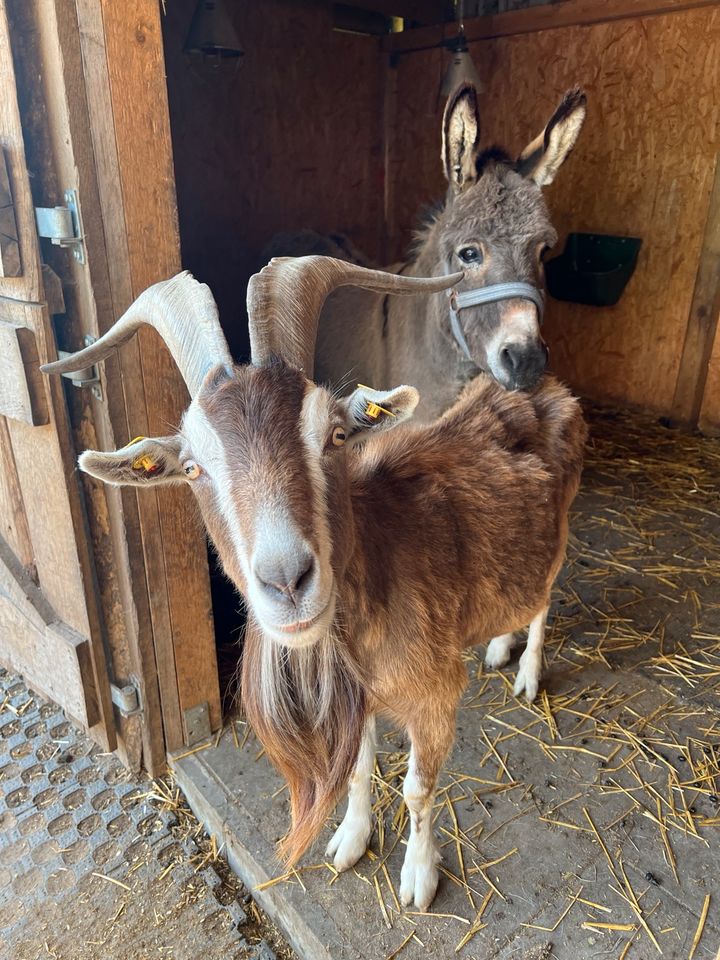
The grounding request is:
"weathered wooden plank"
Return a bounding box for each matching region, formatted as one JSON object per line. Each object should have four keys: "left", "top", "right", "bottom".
{"left": 0, "top": 0, "right": 41, "bottom": 301}
{"left": 672, "top": 155, "right": 720, "bottom": 427}
{"left": 0, "top": 544, "right": 98, "bottom": 727}
{"left": 388, "top": 0, "right": 720, "bottom": 52}
{"left": 0, "top": 321, "right": 48, "bottom": 424}
{"left": 0, "top": 147, "right": 20, "bottom": 277}
{"left": 100, "top": 0, "right": 220, "bottom": 748}
{"left": 12, "top": 0, "right": 161, "bottom": 770}
{"left": 698, "top": 326, "right": 720, "bottom": 435}
{"left": 0, "top": 416, "right": 33, "bottom": 572}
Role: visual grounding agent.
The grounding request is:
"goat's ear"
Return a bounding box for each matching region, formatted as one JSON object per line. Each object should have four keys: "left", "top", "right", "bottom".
{"left": 517, "top": 88, "right": 586, "bottom": 187}
{"left": 442, "top": 83, "right": 480, "bottom": 191}
{"left": 78, "top": 436, "right": 185, "bottom": 488}
{"left": 342, "top": 385, "right": 419, "bottom": 443}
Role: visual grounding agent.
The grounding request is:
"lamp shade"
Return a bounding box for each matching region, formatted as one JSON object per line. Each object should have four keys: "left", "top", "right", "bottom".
{"left": 441, "top": 39, "right": 482, "bottom": 96}
{"left": 183, "top": 0, "right": 243, "bottom": 59}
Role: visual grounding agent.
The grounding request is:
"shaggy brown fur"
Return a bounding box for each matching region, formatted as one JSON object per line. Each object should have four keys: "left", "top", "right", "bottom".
{"left": 241, "top": 370, "right": 586, "bottom": 864}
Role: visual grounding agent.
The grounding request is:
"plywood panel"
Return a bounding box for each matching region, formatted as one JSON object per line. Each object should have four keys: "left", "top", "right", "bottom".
{"left": 162, "top": 0, "right": 386, "bottom": 360}
{"left": 698, "top": 326, "right": 720, "bottom": 435}
{"left": 389, "top": 5, "right": 720, "bottom": 414}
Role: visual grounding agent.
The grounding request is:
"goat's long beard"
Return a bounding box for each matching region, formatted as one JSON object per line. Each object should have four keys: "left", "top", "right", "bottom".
{"left": 241, "top": 620, "right": 366, "bottom": 865}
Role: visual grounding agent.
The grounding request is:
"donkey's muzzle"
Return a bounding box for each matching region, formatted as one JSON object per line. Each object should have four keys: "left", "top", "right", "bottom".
{"left": 498, "top": 339, "right": 548, "bottom": 390}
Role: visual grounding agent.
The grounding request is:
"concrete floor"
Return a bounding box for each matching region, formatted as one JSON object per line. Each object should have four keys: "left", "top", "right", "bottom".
{"left": 175, "top": 407, "right": 720, "bottom": 960}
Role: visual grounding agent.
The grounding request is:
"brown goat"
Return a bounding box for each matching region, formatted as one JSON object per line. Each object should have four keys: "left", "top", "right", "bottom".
{"left": 42, "top": 256, "right": 585, "bottom": 910}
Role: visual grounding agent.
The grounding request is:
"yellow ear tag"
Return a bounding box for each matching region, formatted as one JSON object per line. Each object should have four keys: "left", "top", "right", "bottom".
{"left": 132, "top": 453, "right": 158, "bottom": 472}
{"left": 357, "top": 384, "right": 396, "bottom": 420}
{"left": 123, "top": 437, "right": 159, "bottom": 474}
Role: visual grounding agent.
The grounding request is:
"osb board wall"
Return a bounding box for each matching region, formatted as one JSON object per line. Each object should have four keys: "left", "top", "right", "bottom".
{"left": 699, "top": 328, "right": 720, "bottom": 435}
{"left": 387, "top": 6, "right": 720, "bottom": 414}
{"left": 162, "top": 0, "right": 385, "bottom": 360}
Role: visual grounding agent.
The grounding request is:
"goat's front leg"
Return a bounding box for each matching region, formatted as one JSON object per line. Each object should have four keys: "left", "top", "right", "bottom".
{"left": 485, "top": 632, "right": 517, "bottom": 669}
{"left": 514, "top": 605, "right": 549, "bottom": 702}
{"left": 400, "top": 712, "right": 455, "bottom": 910}
{"left": 326, "top": 716, "right": 375, "bottom": 872}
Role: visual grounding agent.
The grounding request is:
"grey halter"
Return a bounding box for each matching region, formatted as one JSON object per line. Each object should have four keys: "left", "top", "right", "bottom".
{"left": 447, "top": 281, "right": 545, "bottom": 362}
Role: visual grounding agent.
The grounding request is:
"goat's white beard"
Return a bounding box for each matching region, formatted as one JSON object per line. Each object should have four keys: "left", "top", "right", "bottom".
{"left": 258, "top": 624, "right": 354, "bottom": 732}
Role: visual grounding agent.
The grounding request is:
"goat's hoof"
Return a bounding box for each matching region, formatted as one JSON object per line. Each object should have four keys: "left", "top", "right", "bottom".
{"left": 485, "top": 633, "right": 515, "bottom": 670}
{"left": 325, "top": 816, "right": 372, "bottom": 872}
{"left": 513, "top": 652, "right": 541, "bottom": 702}
{"left": 400, "top": 854, "right": 440, "bottom": 910}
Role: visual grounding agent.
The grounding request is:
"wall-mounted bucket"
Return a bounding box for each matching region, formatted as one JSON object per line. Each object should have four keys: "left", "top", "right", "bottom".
{"left": 545, "top": 233, "right": 642, "bottom": 307}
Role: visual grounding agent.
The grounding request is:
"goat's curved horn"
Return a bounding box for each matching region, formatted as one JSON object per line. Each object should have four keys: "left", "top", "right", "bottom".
{"left": 41, "top": 272, "right": 233, "bottom": 397}
{"left": 247, "top": 256, "right": 463, "bottom": 376}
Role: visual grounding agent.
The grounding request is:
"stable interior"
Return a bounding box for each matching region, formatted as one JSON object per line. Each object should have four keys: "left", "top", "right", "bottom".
{"left": 156, "top": 3, "right": 720, "bottom": 956}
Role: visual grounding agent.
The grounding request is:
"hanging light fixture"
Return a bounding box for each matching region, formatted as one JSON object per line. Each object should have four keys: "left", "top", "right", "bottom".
{"left": 183, "top": 0, "right": 244, "bottom": 64}
{"left": 440, "top": 0, "right": 482, "bottom": 97}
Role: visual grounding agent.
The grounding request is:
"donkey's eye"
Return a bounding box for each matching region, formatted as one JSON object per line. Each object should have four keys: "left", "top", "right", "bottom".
{"left": 183, "top": 460, "right": 201, "bottom": 480}
{"left": 458, "top": 246, "right": 483, "bottom": 264}
{"left": 331, "top": 427, "right": 347, "bottom": 447}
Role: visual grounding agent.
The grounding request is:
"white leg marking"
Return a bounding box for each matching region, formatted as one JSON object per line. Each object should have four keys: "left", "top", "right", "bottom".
{"left": 325, "top": 716, "right": 375, "bottom": 872}
{"left": 399, "top": 748, "right": 441, "bottom": 910}
{"left": 514, "top": 606, "right": 549, "bottom": 702}
{"left": 485, "top": 632, "right": 517, "bottom": 669}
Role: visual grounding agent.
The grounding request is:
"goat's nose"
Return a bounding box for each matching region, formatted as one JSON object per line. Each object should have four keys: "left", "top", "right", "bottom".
{"left": 254, "top": 550, "right": 315, "bottom": 606}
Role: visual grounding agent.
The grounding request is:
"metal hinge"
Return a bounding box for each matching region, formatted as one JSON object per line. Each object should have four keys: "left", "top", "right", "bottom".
{"left": 57, "top": 334, "right": 102, "bottom": 401}
{"left": 111, "top": 680, "right": 141, "bottom": 717}
{"left": 34, "top": 189, "right": 85, "bottom": 264}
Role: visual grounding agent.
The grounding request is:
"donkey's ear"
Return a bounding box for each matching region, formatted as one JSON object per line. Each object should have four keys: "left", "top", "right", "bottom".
{"left": 79, "top": 436, "right": 185, "bottom": 488}
{"left": 517, "top": 88, "right": 586, "bottom": 187}
{"left": 442, "top": 83, "right": 481, "bottom": 191}
{"left": 342, "top": 384, "right": 419, "bottom": 444}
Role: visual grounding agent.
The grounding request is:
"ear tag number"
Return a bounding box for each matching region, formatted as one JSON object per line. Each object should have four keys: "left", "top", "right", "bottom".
{"left": 357, "top": 383, "right": 396, "bottom": 420}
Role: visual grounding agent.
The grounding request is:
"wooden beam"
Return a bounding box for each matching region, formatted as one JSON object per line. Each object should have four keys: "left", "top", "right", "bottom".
{"left": 387, "top": 0, "right": 720, "bottom": 53}
{"left": 671, "top": 156, "right": 720, "bottom": 427}
{"left": 100, "top": 0, "right": 220, "bottom": 750}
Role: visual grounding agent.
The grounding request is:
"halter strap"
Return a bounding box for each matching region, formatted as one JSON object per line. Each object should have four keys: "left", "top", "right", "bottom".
{"left": 447, "top": 280, "right": 545, "bottom": 362}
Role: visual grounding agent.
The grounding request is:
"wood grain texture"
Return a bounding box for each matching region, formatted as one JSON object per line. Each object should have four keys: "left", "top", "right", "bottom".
{"left": 0, "top": 417, "right": 33, "bottom": 573}
{"left": 389, "top": 0, "right": 720, "bottom": 51}
{"left": 671, "top": 155, "right": 720, "bottom": 426}
{"left": 0, "top": 0, "right": 40, "bottom": 301}
{"left": 698, "top": 326, "right": 720, "bottom": 435}
{"left": 101, "top": 0, "right": 219, "bottom": 748}
{"left": 163, "top": 0, "right": 386, "bottom": 360}
{"left": 0, "top": 147, "right": 20, "bottom": 277}
{"left": 0, "top": 540, "right": 99, "bottom": 727}
{"left": 0, "top": 321, "right": 48, "bottom": 424}
{"left": 388, "top": 5, "right": 720, "bottom": 413}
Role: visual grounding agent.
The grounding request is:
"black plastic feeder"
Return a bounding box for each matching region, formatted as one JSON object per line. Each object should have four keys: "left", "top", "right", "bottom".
{"left": 545, "top": 233, "right": 642, "bottom": 307}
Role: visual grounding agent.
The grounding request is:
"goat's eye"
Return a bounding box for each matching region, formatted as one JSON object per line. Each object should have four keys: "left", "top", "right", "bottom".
{"left": 458, "top": 246, "right": 483, "bottom": 264}
{"left": 331, "top": 427, "right": 346, "bottom": 447}
{"left": 538, "top": 243, "right": 552, "bottom": 262}
{"left": 183, "top": 460, "right": 201, "bottom": 480}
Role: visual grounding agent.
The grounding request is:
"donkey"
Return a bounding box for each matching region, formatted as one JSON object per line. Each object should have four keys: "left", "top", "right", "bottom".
{"left": 266, "top": 84, "right": 586, "bottom": 421}
{"left": 42, "top": 256, "right": 585, "bottom": 909}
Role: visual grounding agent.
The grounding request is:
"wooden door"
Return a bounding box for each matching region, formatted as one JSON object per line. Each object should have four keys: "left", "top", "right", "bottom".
{"left": 0, "top": 1, "right": 114, "bottom": 746}
{"left": 1, "top": 0, "right": 221, "bottom": 771}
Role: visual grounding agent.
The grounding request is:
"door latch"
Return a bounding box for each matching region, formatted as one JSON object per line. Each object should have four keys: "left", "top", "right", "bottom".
{"left": 35, "top": 189, "right": 85, "bottom": 264}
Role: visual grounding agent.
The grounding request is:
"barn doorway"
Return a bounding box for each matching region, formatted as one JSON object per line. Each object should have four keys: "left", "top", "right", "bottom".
{"left": 155, "top": 4, "right": 720, "bottom": 957}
